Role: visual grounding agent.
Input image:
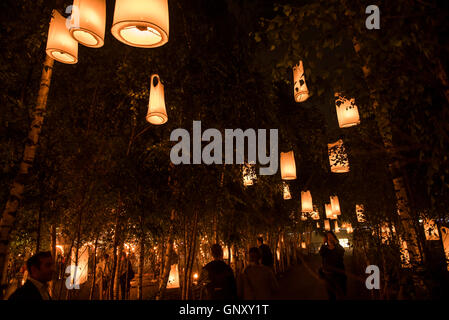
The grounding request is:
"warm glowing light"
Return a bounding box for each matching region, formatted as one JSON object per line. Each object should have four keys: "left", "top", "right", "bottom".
{"left": 330, "top": 196, "right": 341, "bottom": 215}
{"left": 280, "top": 151, "right": 296, "bottom": 180}
{"left": 293, "top": 60, "right": 309, "bottom": 102}
{"left": 243, "top": 162, "right": 256, "bottom": 186}
{"left": 167, "top": 264, "right": 180, "bottom": 288}
{"left": 111, "top": 0, "right": 169, "bottom": 48}
{"left": 193, "top": 273, "right": 198, "bottom": 280}
{"left": 423, "top": 219, "right": 439, "bottom": 240}
{"left": 325, "top": 203, "right": 333, "bottom": 219}
{"left": 335, "top": 93, "right": 360, "bottom": 128}
{"left": 56, "top": 245, "right": 64, "bottom": 256}
{"left": 339, "top": 238, "right": 350, "bottom": 248}
{"left": 301, "top": 242, "right": 306, "bottom": 249}
{"left": 147, "top": 74, "right": 168, "bottom": 125}
{"left": 324, "top": 220, "right": 331, "bottom": 231}
{"left": 356, "top": 204, "right": 366, "bottom": 223}
{"left": 328, "top": 139, "right": 350, "bottom": 173}
{"left": 69, "top": 0, "right": 106, "bottom": 48}
{"left": 46, "top": 10, "right": 78, "bottom": 64}
{"left": 283, "top": 182, "right": 292, "bottom": 200}
{"left": 301, "top": 190, "right": 313, "bottom": 212}
{"left": 334, "top": 220, "right": 340, "bottom": 233}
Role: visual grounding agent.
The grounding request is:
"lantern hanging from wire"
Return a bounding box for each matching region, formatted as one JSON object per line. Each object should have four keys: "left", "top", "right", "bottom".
{"left": 301, "top": 190, "right": 313, "bottom": 213}
{"left": 46, "top": 10, "right": 79, "bottom": 64}
{"left": 328, "top": 139, "right": 350, "bottom": 173}
{"left": 330, "top": 196, "right": 341, "bottom": 215}
{"left": 335, "top": 92, "right": 360, "bottom": 128}
{"left": 292, "top": 60, "right": 309, "bottom": 102}
{"left": 69, "top": 0, "right": 106, "bottom": 48}
{"left": 111, "top": 0, "right": 169, "bottom": 48}
{"left": 356, "top": 204, "right": 366, "bottom": 223}
{"left": 324, "top": 220, "right": 331, "bottom": 231}
{"left": 280, "top": 151, "right": 296, "bottom": 180}
{"left": 243, "top": 162, "right": 256, "bottom": 186}
{"left": 283, "top": 182, "right": 292, "bottom": 200}
{"left": 146, "top": 74, "right": 168, "bottom": 125}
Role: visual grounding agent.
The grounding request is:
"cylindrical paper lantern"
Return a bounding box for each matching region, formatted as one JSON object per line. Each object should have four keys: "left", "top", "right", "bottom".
{"left": 111, "top": 0, "right": 169, "bottom": 48}
{"left": 146, "top": 74, "right": 168, "bottom": 125}
{"left": 324, "top": 220, "right": 331, "bottom": 231}
{"left": 301, "top": 190, "right": 313, "bottom": 213}
{"left": 46, "top": 10, "right": 78, "bottom": 64}
{"left": 334, "top": 220, "right": 340, "bottom": 233}
{"left": 328, "top": 139, "right": 350, "bottom": 173}
{"left": 325, "top": 203, "right": 333, "bottom": 219}
{"left": 293, "top": 60, "right": 309, "bottom": 102}
{"left": 283, "top": 182, "right": 292, "bottom": 200}
{"left": 335, "top": 92, "right": 360, "bottom": 128}
{"left": 167, "top": 264, "right": 179, "bottom": 288}
{"left": 69, "top": 0, "right": 106, "bottom": 48}
{"left": 330, "top": 196, "right": 341, "bottom": 215}
{"left": 280, "top": 151, "right": 296, "bottom": 180}
{"left": 356, "top": 204, "right": 366, "bottom": 223}
{"left": 301, "top": 242, "right": 306, "bottom": 249}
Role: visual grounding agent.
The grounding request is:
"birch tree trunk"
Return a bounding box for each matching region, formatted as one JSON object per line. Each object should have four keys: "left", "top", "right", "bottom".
{"left": 156, "top": 209, "right": 176, "bottom": 300}
{"left": 0, "top": 56, "right": 54, "bottom": 290}
{"left": 352, "top": 37, "right": 422, "bottom": 265}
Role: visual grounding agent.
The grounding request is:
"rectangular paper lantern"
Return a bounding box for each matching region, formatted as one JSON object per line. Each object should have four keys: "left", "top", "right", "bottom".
{"left": 324, "top": 220, "right": 331, "bottom": 231}
{"left": 280, "top": 151, "right": 296, "bottom": 180}
{"left": 301, "top": 191, "right": 313, "bottom": 212}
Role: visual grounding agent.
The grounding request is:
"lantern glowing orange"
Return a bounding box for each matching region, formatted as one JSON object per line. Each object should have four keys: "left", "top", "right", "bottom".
{"left": 147, "top": 74, "right": 168, "bottom": 125}
{"left": 311, "top": 206, "right": 320, "bottom": 220}
{"left": 293, "top": 60, "right": 309, "bottom": 102}
{"left": 325, "top": 204, "right": 333, "bottom": 219}
{"left": 301, "top": 242, "right": 306, "bottom": 249}
{"left": 324, "top": 220, "right": 331, "bottom": 231}
{"left": 283, "top": 182, "right": 292, "bottom": 200}
{"left": 46, "top": 10, "right": 78, "bottom": 64}
{"left": 280, "top": 151, "right": 296, "bottom": 180}
{"left": 423, "top": 219, "right": 439, "bottom": 240}
{"left": 334, "top": 220, "right": 340, "bottom": 233}
{"left": 111, "top": 0, "right": 169, "bottom": 48}
{"left": 243, "top": 162, "right": 256, "bottom": 186}
{"left": 69, "top": 0, "right": 106, "bottom": 48}
{"left": 356, "top": 204, "right": 366, "bottom": 223}
{"left": 328, "top": 139, "right": 350, "bottom": 173}
{"left": 316, "top": 222, "right": 320, "bottom": 228}
{"left": 330, "top": 196, "right": 341, "bottom": 215}
{"left": 301, "top": 191, "right": 313, "bottom": 213}
{"left": 335, "top": 93, "right": 360, "bottom": 128}
{"left": 167, "top": 264, "right": 179, "bottom": 288}
{"left": 346, "top": 223, "right": 353, "bottom": 233}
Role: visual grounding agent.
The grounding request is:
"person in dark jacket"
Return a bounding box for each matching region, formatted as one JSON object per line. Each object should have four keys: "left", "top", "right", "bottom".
{"left": 8, "top": 251, "right": 55, "bottom": 300}
{"left": 319, "top": 231, "right": 347, "bottom": 300}
{"left": 199, "top": 244, "right": 237, "bottom": 300}
{"left": 257, "top": 237, "right": 274, "bottom": 268}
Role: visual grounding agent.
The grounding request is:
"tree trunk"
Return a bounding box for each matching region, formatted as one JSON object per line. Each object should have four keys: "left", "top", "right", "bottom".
{"left": 138, "top": 215, "right": 145, "bottom": 300}
{"left": 0, "top": 56, "right": 54, "bottom": 290}
{"left": 352, "top": 37, "right": 422, "bottom": 265}
{"left": 89, "top": 236, "right": 99, "bottom": 300}
{"left": 156, "top": 209, "right": 176, "bottom": 300}
{"left": 110, "top": 208, "right": 120, "bottom": 300}
{"left": 49, "top": 223, "right": 57, "bottom": 297}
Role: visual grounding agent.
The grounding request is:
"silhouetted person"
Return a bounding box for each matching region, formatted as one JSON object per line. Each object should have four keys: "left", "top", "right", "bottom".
{"left": 237, "top": 247, "right": 279, "bottom": 299}
{"left": 257, "top": 237, "right": 273, "bottom": 268}
{"left": 119, "top": 254, "right": 134, "bottom": 300}
{"left": 8, "top": 251, "right": 55, "bottom": 300}
{"left": 199, "top": 244, "right": 237, "bottom": 300}
{"left": 319, "top": 231, "right": 347, "bottom": 300}
{"left": 96, "top": 253, "right": 111, "bottom": 300}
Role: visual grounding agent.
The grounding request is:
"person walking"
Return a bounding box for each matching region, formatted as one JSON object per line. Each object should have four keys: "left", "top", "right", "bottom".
{"left": 119, "top": 253, "right": 135, "bottom": 300}
{"left": 199, "top": 244, "right": 237, "bottom": 300}
{"left": 237, "top": 247, "right": 279, "bottom": 300}
{"left": 319, "top": 231, "right": 347, "bottom": 300}
{"left": 257, "top": 237, "right": 274, "bottom": 268}
{"left": 8, "top": 251, "right": 55, "bottom": 300}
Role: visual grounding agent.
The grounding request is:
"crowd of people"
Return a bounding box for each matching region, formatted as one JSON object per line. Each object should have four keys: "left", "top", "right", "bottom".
{"left": 5, "top": 232, "right": 347, "bottom": 300}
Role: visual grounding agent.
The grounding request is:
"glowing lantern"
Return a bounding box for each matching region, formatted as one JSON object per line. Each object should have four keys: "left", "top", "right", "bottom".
{"left": 334, "top": 220, "right": 340, "bottom": 233}
{"left": 69, "top": 0, "right": 106, "bottom": 48}
{"left": 146, "top": 74, "right": 168, "bottom": 125}
{"left": 380, "top": 223, "right": 396, "bottom": 244}
{"left": 301, "top": 242, "right": 306, "bottom": 249}
{"left": 276, "top": 248, "right": 280, "bottom": 261}
{"left": 423, "top": 219, "right": 439, "bottom": 240}
{"left": 46, "top": 10, "right": 78, "bottom": 64}
{"left": 292, "top": 60, "right": 309, "bottom": 102}
{"left": 243, "top": 162, "right": 256, "bottom": 186}
{"left": 440, "top": 226, "right": 449, "bottom": 271}
{"left": 301, "top": 191, "right": 313, "bottom": 213}
{"left": 356, "top": 204, "right": 366, "bottom": 223}
{"left": 111, "top": 0, "right": 169, "bottom": 48}
{"left": 283, "top": 182, "right": 292, "bottom": 200}
{"left": 300, "top": 213, "right": 307, "bottom": 221}
{"left": 346, "top": 223, "right": 353, "bottom": 233}
{"left": 328, "top": 140, "right": 350, "bottom": 173}
{"left": 167, "top": 264, "right": 179, "bottom": 288}
{"left": 193, "top": 273, "right": 198, "bottom": 280}
{"left": 335, "top": 92, "right": 360, "bottom": 128}
{"left": 316, "top": 222, "right": 320, "bottom": 228}
{"left": 223, "top": 246, "right": 229, "bottom": 260}
{"left": 280, "top": 151, "right": 296, "bottom": 180}
{"left": 330, "top": 196, "right": 341, "bottom": 215}
{"left": 324, "top": 220, "right": 331, "bottom": 231}
{"left": 325, "top": 204, "right": 333, "bottom": 219}
{"left": 399, "top": 237, "right": 411, "bottom": 268}
{"left": 311, "top": 206, "right": 320, "bottom": 220}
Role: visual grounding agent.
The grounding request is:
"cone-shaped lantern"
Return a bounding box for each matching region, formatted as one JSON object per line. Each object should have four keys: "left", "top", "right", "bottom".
{"left": 325, "top": 203, "right": 333, "bottom": 219}
{"left": 293, "top": 60, "right": 309, "bottom": 102}
{"left": 283, "top": 182, "right": 292, "bottom": 200}
{"left": 330, "top": 196, "right": 341, "bottom": 215}
{"left": 147, "top": 74, "right": 168, "bottom": 125}
{"left": 328, "top": 139, "right": 350, "bottom": 173}
{"left": 69, "top": 0, "right": 106, "bottom": 48}
{"left": 46, "top": 10, "right": 78, "bottom": 64}
{"left": 324, "top": 220, "right": 331, "bottom": 231}
{"left": 301, "top": 191, "right": 313, "bottom": 213}
{"left": 243, "top": 162, "right": 256, "bottom": 187}
{"left": 335, "top": 93, "right": 360, "bottom": 128}
{"left": 280, "top": 151, "right": 296, "bottom": 180}
{"left": 111, "top": 0, "right": 169, "bottom": 48}
{"left": 356, "top": 204, "right": 366, "bottom": 223}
